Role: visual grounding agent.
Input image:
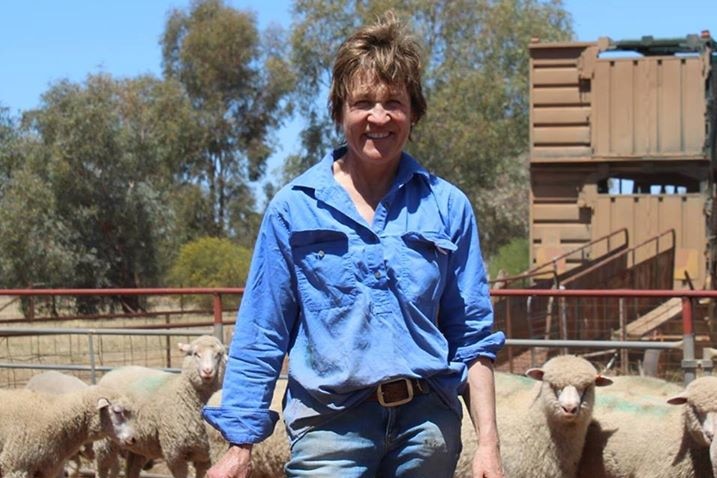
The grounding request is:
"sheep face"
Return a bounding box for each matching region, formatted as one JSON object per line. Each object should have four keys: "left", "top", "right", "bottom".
{"left": 98, "top": 397, "right": 137, "bottom": 448}
{"left": 667, "top": 375, "right": 717, "bottom": 471}
{"left": 527, "top": 355, "right": 613, "bottom": 425}
{"left": 178, "top": 335, "right": 227, "bottom": 388}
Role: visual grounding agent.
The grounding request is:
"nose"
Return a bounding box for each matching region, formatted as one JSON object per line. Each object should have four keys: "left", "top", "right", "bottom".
{"left": 368, "top": 103, "right": 390, "bottom": 124}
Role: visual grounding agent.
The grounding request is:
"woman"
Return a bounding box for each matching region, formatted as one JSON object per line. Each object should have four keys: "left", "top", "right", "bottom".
{"left": 204, "top": 11, "right": 505, "bottom": 478}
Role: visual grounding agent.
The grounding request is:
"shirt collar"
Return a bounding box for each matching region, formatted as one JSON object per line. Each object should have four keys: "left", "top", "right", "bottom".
{"left": 291, "top": 146, "right": 431, "bottom": 198}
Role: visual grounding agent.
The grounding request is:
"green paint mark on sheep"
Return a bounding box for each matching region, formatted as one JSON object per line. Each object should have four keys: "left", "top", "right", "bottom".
{"left": 133, "top": 374, "right": 172, "bottom": 393}
{"left": 596, "top": 394, "right": 672, "bottom": 416}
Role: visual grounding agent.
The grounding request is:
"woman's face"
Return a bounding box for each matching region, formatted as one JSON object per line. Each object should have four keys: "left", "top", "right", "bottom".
{"left": 341, "top": 74, "right": 413, "bottom": 168}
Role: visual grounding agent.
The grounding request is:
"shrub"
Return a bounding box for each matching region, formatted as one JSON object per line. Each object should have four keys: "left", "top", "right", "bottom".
{"left": 167, "top": 236, "right": 251, "bottom": 309}
{"left": 487, "top": 237, "right": 529, "bottom": 281}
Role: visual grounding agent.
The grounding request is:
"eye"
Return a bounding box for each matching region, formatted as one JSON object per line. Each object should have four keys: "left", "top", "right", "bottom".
{"left": 352, "top": 100, "right": 372, "bottom": 109}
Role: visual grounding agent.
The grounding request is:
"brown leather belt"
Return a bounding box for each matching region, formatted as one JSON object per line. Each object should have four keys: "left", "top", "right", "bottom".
{"left": 369, "top": 378, "right": 430, "bottom": 407}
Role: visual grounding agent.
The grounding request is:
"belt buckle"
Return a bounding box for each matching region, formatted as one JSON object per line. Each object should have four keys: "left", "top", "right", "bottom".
{"left": 377, "top": 378, "right": 413, "bottom": 407}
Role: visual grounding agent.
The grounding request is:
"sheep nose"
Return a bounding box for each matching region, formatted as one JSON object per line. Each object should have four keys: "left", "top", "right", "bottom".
{"left": 562, "top": 405, "right": 578, "bottom": 415}
{"left": 125, "top": 436, "right": 137, "bottom": 446}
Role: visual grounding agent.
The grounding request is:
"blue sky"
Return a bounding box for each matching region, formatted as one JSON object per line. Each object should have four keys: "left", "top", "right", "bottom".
{"left": 1, "top": 0, "right": 715, "bottom": 175}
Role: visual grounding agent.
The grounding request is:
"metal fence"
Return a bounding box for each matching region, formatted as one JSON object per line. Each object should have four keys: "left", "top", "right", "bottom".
{"left": 0, "top": 287, "right": 714, "bottom": 388}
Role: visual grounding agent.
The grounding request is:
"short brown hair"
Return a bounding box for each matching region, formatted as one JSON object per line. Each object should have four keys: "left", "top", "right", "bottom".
{"left": 329, "top": 11, "right": 427, "bottom": 126}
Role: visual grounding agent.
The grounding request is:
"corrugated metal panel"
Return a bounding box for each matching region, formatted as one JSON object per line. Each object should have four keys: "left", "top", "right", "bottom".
{"left": 534, "top": 224, "right": 592, "bottom": 242}
{"left": 533, "top": 126, "right": 591, "bottom": 144}
{"left": 532, "top": 67, "right": 579, "bottom": 85}
{"left": 533, "top": 107, "right": 590, "bottom": 124}
{"left": 532, "top": 146, "right": 592, "bottom": 159}
{"left": 532, "top": 204, "right": 582, "bottom": 222}
{"left": 592, "top": 56, "right": 707, "bottom": 157}
{"left": 530, "top": 43, "right": 592, "bottom": 164}
{"left": 533, "top": 88, "right": 587, "bottom": 105}
{"left": 592, "top": 194, "right": 707, "bottom": 288}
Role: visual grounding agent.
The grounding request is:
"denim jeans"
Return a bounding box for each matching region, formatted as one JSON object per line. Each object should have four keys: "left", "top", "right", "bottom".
{"left": 285, "top": 391, "right": 462, "bottom": 477}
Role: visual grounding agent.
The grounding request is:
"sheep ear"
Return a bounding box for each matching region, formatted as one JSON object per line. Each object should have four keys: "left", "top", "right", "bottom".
{"left": 595, "top": 375, "right": 613, "bottom": 387}
{"left": 667, "top": 393, "right": 689, "bottom": 405}
{"left": 525, "top": 368, "right": 545, "bottom": 381}
{"left": 178, "top": 342, "right": 192, "bottom": 354}
{"left": 96, "top": 398, "right": 111, "bottom": 410}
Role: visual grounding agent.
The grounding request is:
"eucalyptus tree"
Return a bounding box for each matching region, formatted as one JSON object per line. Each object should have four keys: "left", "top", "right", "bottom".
{"left": 0, "top": 74, "right": 200, "bottom": 312}
{"left": 287, "top": 0, "right": 572, "bottom": 255}
{"left": 161, "top": 0, "right": 294, "bottom": 244}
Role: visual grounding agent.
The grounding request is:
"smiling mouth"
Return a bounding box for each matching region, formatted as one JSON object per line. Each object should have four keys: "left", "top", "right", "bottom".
{"left": 366, "top": 132, "right": 390, "bottom": 140}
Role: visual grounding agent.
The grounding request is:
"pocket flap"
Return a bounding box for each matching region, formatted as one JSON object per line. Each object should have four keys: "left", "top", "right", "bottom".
{"left": 401, "top": 231, "right": 457, "bottom": 254}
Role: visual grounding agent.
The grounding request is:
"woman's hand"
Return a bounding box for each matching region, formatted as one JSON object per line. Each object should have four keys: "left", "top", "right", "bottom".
{"left": 206, "top": 444, "right": 253, "bottom": 478}
{"left": 472, "top": 442, "right": 504, "bottom": 478}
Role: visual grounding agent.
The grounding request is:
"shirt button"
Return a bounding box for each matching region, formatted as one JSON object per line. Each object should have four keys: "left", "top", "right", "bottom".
{"left": 317, "top": 250, "right": 325, "bottom": 258}
{"left": 374, "top": 270, "right": 382, "bottom": 279}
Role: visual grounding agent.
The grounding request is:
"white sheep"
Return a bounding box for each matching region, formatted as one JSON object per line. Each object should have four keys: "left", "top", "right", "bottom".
{"left": 95, "top": 334, "right": 226, "bottom": 478}
{"left": 455, "top": 355, "right": 613, "bottom": 478}
{"left": 0, "top": 384, "right": 136, "bottom": 478}
{"left": 25, "top": 371, "right": 97, "bottom": 478}
{"left": 205, "top": 379, "right": 289, "bottom": 478}
{"left": 579, "top": 375, "right": 717, "bottom": 478}
{"left": 26, "top": 370, "right": 89, "bottom": 394}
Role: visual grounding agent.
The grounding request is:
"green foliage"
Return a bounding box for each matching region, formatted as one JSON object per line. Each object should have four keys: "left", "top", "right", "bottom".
{"left": 286, "top": 0, "right": 573, "bottom": 255}
{"left": 167, "top": 236, "right": 251, "bottom": 308}
{"left": 0, "top": 1, "right": 572, "bottom": 303}
{"left": 0, "top": 75, "right": 190, "bottom": 312}
{"left": 161, "top": 0, "right": 294, "bottom": 243}
{"left": 487, "top": 237, "right": 530, "bottom": 280}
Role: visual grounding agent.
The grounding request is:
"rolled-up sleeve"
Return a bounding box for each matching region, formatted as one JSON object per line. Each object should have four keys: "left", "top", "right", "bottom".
{"left": 438, "top": 191, "right": 505, "bottom": 363}
{"left": 203, "top": 201, "right": 298, "bottom": 444}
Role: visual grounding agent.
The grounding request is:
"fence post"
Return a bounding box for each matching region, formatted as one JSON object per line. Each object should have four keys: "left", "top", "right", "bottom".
{"left": 165, "top": 313, "right": 172, "bottom": 368}
{"left": 87, "top": 332, "right": 97, "bottom": 384}
{"left": 681, "top": 296, "right": 697, "bottom": 385}
{"left": 559, "top": 286, "right": 568, "bottom": 355}
{"left": 213, "top": 293, "right": 224, "bottom": 342}
{"left": 619, "top": 297, "right": 628, "bottom": 374}
{"left": 527, "top": 296, "right": 535, "bottom": 368}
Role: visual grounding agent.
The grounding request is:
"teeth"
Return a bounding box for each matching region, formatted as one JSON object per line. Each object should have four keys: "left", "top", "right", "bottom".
{"left": 366, "top": 132, "right": 389, "bottom": 139}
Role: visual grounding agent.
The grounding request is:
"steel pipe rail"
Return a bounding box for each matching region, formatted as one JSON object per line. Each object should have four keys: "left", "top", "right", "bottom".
{"left": 506, "top": 338, "right": 681, "bottom": 350}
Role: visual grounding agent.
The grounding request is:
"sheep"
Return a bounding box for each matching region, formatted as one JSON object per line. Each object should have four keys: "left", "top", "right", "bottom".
{"left": 0, "top": 384, "right": 136, "bottom": 478}
{"left": 455, "top": 355, "right": 613, "bottom": 478}
{"left": 25, "top": 371, "right": 97, "bottom": 478}
{"left": 95, "top": 334, "right": 226, "bottom": 478}
{"left": 579, "top": 375, "right": 717, "bottom": 478}
{"left": 26, "top": 370, "right": 89, "bottom": 394}
{"left": 205, "top": 379, "right": 289, "bottom": 478}
{"left": 599, "top": 374, "right": 682, "bottom": 403}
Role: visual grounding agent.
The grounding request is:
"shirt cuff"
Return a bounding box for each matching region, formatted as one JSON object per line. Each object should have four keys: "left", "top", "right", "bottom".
{"left": 453, "top": 330, "right": 506, "bottom": 364}
{"left": 203, "top": 406, "right": 280, "bottom": 445}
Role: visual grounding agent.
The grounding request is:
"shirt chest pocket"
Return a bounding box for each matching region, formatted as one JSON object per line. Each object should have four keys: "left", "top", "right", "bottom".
{"left": 395, "top": 231, "right": 457, "bottom": 305}
{"left": 290, "top": 229, "right": 357, "bottom": 312}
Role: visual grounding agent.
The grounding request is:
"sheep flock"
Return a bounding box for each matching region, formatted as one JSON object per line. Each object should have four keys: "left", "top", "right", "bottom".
{"left": 3, "top": 343, "right": 717, "bottom": 478}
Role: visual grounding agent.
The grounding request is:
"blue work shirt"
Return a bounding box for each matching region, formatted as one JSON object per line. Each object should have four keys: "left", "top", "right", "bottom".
{"left": 203, "top": 147, "right": 504, "bottom": 445}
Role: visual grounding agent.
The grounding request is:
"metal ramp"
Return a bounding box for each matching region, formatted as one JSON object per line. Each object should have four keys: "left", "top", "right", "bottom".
{"left": 494, "top": 229, "right": 677, "bottom": 371}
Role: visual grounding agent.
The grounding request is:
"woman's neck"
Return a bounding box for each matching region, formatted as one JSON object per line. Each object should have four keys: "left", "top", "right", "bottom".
{"left": 333, "top": 154, "right": 399, "bottom": 224}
